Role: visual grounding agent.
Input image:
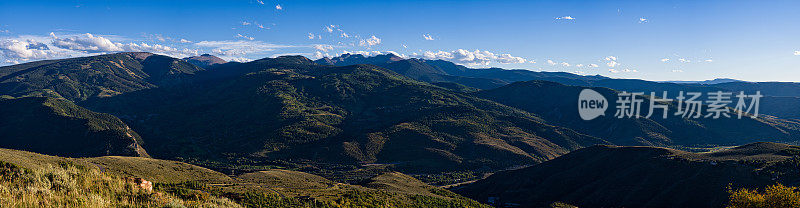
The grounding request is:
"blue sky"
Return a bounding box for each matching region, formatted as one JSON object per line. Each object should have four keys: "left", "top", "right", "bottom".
{"left": 1, "top": 0, "right": 799, "bottom": 81}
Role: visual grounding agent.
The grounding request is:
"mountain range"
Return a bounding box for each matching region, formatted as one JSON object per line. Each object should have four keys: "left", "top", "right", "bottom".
{"left": 2, "top": 52, "right": 800, "bottom": 207}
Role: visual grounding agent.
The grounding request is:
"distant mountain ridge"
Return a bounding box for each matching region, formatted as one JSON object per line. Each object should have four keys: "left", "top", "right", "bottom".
{"left": 316, "top": 53, "right": 800, "bottom": 118}
{"left": 315, "top": 53, "right": 607, "bottom": 89}
{"left": 183, "top": 54, "right": 228, "bottom": 68}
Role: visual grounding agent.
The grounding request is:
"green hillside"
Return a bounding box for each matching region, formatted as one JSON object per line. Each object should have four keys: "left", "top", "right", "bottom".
{"left": 84, "top": 56, "right": 606, "bottom": 176}
{"left": 0, "top": 52, "right": 204, "bottom": 102}
{"left": 0, "top": 96, "right": 148, "bottom": 157}
{"left": 476, "top": 80, "right": 800, "bottom": 146}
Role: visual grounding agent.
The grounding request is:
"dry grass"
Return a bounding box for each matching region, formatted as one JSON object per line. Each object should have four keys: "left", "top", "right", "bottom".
{"left": 0, "top": 161, "right": 241, "bottom": 208}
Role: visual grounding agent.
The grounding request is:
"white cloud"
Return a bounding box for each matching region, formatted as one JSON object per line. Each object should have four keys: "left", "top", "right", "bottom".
{"left": 423, "top": 34, "right": 434, "bottom": 41}
{"left": 794, "top": 51, "right": 800, "bottom": 56}
{"left": 672, "top": 69, "right": 684, "bottom": 73}
{"left": 547, "top": 60, "right": 556, "bottom": 65}
{"left": 496, "top": 53, "right": 526, "bottom": 64}
{"left": 575, "top": 64, "right": 584, "bottom": 67}
{"left": 51, "top": 33, "right": 123, "bottom": 52}
{"left": 588, "top": 64, "right": 599, "bottom": 68}
{"left": 603, "top": 56, "right": 619, "bottom": 68}
{"left": 242, "top": 21, "right": 251, "bottom": 26}
{"left": 402, "top": 44, "right": 407, "bottom": 48}
{"left": 308, "top": 33, "right": 316, "bottom": 40}
{"left": 561, "top": 62, "right": 570, "bottom": 67}
{"left": 341, "top": 50, "right": 387, "bottom": 57}
{"left": 258, "top": 24, "right": 268, "bottom": 29}
{"left": 704, "top": 59, "right": 713, "bottom": 62}
{"left": 555, "top": 16, "right": 575, "bottom": 20}
{"left": 228, "top": 57, "right": 253, "bottom": 62}
{"left": 340, "top": 32, "right": 350, "bottom": 38}
{"left": 359, "top": 35, "right": 381, "bottom": 47}
{"left": 0, "top": 39, "right": 54, "bottom": 60}
{"left": 639, "top": 17, "right": 648, "bottom": 23}
{"left": 236, "top": 34, "right": 255, "bottom": 40}
{"left": 122, "top": 42, "right": 199, "bottom": 57}
{"left": 608, "top": 68, "right": 636, "bottom": 73}
{"left": 180, "top": 39, "right": 192, "bottom": 43}
{"left": 314, "top": 44, "right": 334, "bottom": 52}
{"left": 678, "top": 58, "right": 690, "bottom": 63}
{"left": 311, "top": 51, "right": 328, "bottom": 59}
{"left": 661, "top": 58, "right": 670, "bottom": 62}
{"left": 275, "top": 4, "right": 282, "bottom": 10}
{"left": 418, "top": 49, "right": 527, "bottom": 66}
{"left": 256, "top": 0, "right": 264, "bottom": 5}
{"left": 325, "top": 25, "right": 335, "bottom": 33}
{"left": 195, "top": 40, "right": 296, "bottom": 57}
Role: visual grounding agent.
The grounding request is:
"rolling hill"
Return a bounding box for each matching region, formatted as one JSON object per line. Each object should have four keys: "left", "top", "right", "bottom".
{"left": 475, "top": 80, "right": 800, "bottom": 146}
{"left": 0, "top": 96, "right": 148, "bottom": 157}
{"left": 0, "top": 52, "right": 204, "bottom": 102}
{"left": 456, "top": 142, "right": 800, "bottom": 208}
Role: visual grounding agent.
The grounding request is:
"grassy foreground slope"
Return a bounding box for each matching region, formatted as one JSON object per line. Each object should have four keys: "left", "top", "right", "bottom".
{"left": 0, "top": 147, "right": 489, "bottom": 207}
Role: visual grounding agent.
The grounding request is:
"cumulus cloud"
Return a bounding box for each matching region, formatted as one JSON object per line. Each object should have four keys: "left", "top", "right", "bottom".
{"left": 547, "top": 60, "right": 556, "bottom": 65}
{"left": 555, "top": 16, "right": 575, "bottom": 20}
{"left": 561, "top": 62, "right": 570, "bottom": 67}
{"left": 794, "top": 51, "right": 800, "bottom": 56}
{"left": 0, "top": 39, "right": 54, "bottom": 60}
{"left": 0, "top": 33, "right": 207, "bottom": 65}
{"left": 639, "top": 17, "right": 648, "bottom": 23}
{"left": 236, "top": 34, "right": 255, "bottom": 40}
{"left": 275, "top": 4, "right": 282, "bottom": 10}
{"left": 51, "top": 33, "right": 123, "bottom": 52}
{"left": 661, "top": 58, "right": 670, "bottom": 62}
{"left": 423, "top": 34, "right": 434, "bottom": 40}
{"left": 588, "top": 64, "right": 599, "bottom": 68}
{"left": 180, "top": 39, "right": 192, "bottom": 43}
{"left": 604, "top": 56, "right": 619, "bottom": 68}
{"left": 359, "top": 35, "right": 381, "bottom": 47}
{"left": 418, "top": 49, "right": 527, "bottom": 66}
{"left": 194, "top": 40, "right": 295, "bottom": 57}
{"left": 314, "top": 44, "right": 334, "bottom": 52}
{"left": 496, "top": 54, "right": 526, "bottom": 64}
